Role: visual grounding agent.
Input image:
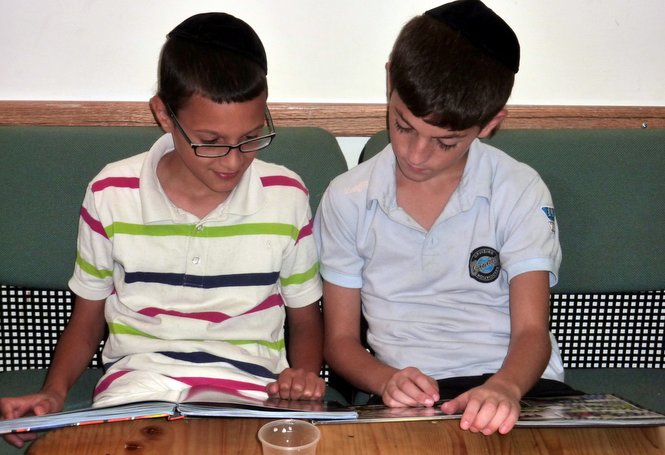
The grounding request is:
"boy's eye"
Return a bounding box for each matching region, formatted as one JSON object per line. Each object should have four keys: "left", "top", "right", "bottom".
{"left": 436, "top": 140, "right": 456, "bottom": 151}
{"left": 393, "top": 120, "right": 413, "bottom": 134}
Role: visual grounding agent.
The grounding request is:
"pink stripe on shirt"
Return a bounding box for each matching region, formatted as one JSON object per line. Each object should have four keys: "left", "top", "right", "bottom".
{"left": 138, "top": 294, "right": 284, "bottom": 323}
{"left": 260, "top": 175, "right": 308, "bottom": 195}
{"left": 93, "top": 370, "right": 131, "bottom": 396}
{"left": 80, "top": 206, "right": 109, "bottom": 239}
{"left": 174, "top": 376, "right": 267, "bottom": 393}
{"left": 296, "top": 218, "right": 314, "bottom": 244}
{"left": 91, "top": 177, "right": 140, "bottom": 192}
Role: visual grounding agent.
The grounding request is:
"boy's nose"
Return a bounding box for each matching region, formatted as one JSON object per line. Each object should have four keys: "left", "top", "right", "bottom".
{"left": 218, "top": 148, "right": 244, "bottom": 167}
{"left": 407, "top": 136, "right": 431, "bottom": 164}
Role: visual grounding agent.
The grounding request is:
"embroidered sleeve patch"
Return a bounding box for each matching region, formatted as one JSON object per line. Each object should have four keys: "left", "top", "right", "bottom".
{"left": 541, "top": 206, "right": 556, "bottom": 232}
{"left": 469, "top": 246, "right": 501, "bottom": 283}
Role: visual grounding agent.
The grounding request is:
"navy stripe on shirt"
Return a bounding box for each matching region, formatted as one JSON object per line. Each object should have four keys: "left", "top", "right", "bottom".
{"left": 125, "top": 271, "right": 280, "bottom": 288}
{"left": 158, "top": 351, "right": 279, "bottom": 380}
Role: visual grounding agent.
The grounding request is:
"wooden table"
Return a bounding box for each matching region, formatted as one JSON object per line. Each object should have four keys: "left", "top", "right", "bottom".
{"left": 27, "top": 417, "right": 665, "bottom": 454}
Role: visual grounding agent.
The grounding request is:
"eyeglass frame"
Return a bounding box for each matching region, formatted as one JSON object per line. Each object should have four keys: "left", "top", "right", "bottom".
{"left": 165, "top": 103, "right": 276, "bottom": 158}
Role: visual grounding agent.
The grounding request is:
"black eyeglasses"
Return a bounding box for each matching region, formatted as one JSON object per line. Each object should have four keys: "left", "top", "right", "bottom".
{"left": 166, "top": 103, "right": 276, "bottom": 158}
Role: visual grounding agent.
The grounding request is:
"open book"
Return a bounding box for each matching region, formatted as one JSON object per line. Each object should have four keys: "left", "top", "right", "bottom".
{"left": 326, "top": 394, "right": 665, "bottom": 427}
{"left": 516, "top": 394, "right": 665, "bottom": 427}
{"left": 0, "top": 386, "right": 357, "bottom": 435}
{"left": 2, "top": 392, "right": 663, "bottom": 435}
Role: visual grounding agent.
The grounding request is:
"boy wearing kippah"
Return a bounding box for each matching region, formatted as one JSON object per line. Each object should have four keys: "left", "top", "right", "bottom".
{"left": 2, "top": 13, "right": 324, "bottom": 449}
{"left": 316, "top": 0, "right": 574, "bottom": 435}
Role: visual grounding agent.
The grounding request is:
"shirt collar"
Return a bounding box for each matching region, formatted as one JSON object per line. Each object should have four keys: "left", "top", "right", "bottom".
{"left": 366, "top": 144, "right": 398, "bottom": 212}
{"left": 140, "top": 134, "right": 265, "bottom": 223}
{"left": 365, "top": 139, "right": 492, "bottom": 214}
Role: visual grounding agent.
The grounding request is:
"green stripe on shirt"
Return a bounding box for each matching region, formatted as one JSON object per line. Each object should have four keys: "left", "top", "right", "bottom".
{"left": 109, "top": 322, "right": 285, "bottom": 350}
{"left": 280, "top": 262, "right": 320, "bottom": 286}
{"left": 108, "top": 322, "right": 160, "bottom": 339}
{"left": 228, "top": 338, "right": 285, "bottom": 351}
{"left": 105, "top": 222, "right": 299, "bottom": 240}
{"left": 76, "top": 252, "right": 113, "bottom": 279}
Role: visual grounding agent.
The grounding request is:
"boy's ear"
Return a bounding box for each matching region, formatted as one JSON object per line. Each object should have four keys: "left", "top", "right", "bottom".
{"left": 149, "top": 96, "right": 174, "bottom": 133}
{"left": 478, "top": 109, "right": 508, "bottom": 139}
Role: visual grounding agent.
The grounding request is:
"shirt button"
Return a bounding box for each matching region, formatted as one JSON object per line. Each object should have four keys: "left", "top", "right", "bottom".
{"left": 196, "top": 225, "right": 204, "bottom": 232}
{"left": 192, "top": 257, "right": 200, "bottom": 264}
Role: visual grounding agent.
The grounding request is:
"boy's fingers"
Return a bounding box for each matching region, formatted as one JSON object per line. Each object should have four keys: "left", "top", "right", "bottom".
{"left": 440, "top": 395, "right": 466, "bottom": 414}
{"left": 411, "top": 374, "right": 440, "bottom": 403}
{"left": 270, "top": 370, "right": 325, "bottom": 401}
{"left": 33, "top": 399, "right": 55, "bottom": 416}
{"left": 465, "top": 398, "right": 497, "bottom": 432}
{"left": 482, "top": 401, "right": 514, "bottom": 435}
{"left": 4, "top": 431, "right": 39, "bottom": 449}
{"left": 265, "top": 381, "right": 279, "bottom": 396}
{"left": 382, "top": 368, "right": 439, "bottom": 407}
{"left": 384, "top": 381, "right": 426, "bottom": 407}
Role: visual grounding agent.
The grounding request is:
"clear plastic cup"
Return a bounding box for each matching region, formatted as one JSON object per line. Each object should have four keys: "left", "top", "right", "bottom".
{"left": 257, "top": 419, "right": 321, "bottom": 454}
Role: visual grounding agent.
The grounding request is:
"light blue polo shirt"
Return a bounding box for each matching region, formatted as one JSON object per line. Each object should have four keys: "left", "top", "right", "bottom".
{"left": 314, "top": 140, "right": 564, "bottom": 381}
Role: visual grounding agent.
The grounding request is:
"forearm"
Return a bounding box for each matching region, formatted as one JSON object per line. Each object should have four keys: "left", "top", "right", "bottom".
{"left": 325, "top": 335, "right": 397, "bottom": 396}
{"left": 42, "top": 327, "right": 104, "bottom": 399}
{"left": 41, "top": 297, "right": 106, "bottom": 401}
{"left": 487, "top": 328, "right": 551, "bottom": 398}
{"left": 488, "top": 271, "right": 553, "bottom": 398}
{"left": 322, "top": 281, "right": 399, "bottom": 396}
{"left": 286, "top": 303, "right": 324, "bottom": 374}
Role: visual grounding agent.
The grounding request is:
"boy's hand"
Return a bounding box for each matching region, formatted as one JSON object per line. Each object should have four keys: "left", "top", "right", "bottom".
{"left": 381, "top": 367, "right": 439, "bottom": 408}
{"left": 440, "top": 381, "right": 521, "bottom": 435}
{"left": 266, "top": 368, "right": 325, "bottom": 401}
{"left": 1, "top": 392, "right": 65, "bottom": 448}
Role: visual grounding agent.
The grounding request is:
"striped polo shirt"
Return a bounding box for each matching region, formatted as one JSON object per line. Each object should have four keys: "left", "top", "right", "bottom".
{"left": 68, "top": 134, "right": 322, "bottom": 407}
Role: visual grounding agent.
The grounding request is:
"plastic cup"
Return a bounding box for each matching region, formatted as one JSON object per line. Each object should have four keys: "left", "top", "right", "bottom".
{"left": 257, "top": 419, "right": 321, "bottom": 454}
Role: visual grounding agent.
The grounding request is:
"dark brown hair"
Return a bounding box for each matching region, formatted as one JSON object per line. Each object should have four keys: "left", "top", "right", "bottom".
{"left": 389, "top": 14, "right": 514, "bottom": 130}
{"left": 156, "top": 38, "right": 267, "bottom": 113}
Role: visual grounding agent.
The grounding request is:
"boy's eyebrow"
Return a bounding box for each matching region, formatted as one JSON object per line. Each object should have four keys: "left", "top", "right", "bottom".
{"left": 433, "top": 131, "right": 467, "bottom": 140}
{"left": 196, "top": 120, "right": 265, "bottom": 139}
{"left": 395, "top": 107, "right": 467, "bottom": 140}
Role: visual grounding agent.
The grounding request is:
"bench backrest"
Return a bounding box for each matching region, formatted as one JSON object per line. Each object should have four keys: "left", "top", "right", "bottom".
{"left": 0, "top": 126, "right": 348, "bottom": 290}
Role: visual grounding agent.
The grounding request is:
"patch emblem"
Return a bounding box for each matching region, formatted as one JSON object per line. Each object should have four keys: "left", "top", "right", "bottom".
{"left": 541, "top": 206, "right": 556, "bottom": 232}
{"left": 469, "top": 246, "right": 501, "bottom": 283}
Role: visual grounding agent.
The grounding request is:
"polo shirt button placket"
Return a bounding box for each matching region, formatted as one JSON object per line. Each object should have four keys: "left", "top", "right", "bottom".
{"left": 191, "top": 224, "right": 204, "bottom": 267}
{"left": 423, "top": 235, "right": 438, "bottom": 269}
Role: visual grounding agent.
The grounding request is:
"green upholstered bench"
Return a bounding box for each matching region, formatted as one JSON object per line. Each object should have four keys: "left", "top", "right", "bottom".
{"left": 0, "top": 125, "right": 348, "bottom": 454}
{"left": 359, "top": 128, "right": 665, "bottom": 414}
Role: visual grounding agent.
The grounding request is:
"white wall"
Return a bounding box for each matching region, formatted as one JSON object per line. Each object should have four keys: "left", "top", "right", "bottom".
{"left": 2, "top": 0, "right": 664, "bottom": 165}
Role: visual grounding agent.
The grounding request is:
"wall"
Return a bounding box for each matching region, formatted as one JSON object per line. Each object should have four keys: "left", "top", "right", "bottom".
{"left": 1, "top": 0, "right": 663, "bottom": 165}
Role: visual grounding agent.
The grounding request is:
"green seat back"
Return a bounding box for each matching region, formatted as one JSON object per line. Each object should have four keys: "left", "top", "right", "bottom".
{"left": 0, "top": 126, "right": 347, "bottom": 290}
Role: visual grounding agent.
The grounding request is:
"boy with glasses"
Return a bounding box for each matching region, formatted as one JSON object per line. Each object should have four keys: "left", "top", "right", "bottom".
{"left": 2, "top": 12, "right": 324, "bottom": 449}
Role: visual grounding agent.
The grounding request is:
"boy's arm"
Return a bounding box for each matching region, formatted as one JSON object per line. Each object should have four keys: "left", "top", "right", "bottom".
{"left": 41, "top": 296, "right": 107, "bottom": 403}
{"left": 487, "top": 270, "right": 552, "bottom": 397}
{"left": 286, "top": 301, "right": 324, "bottom": 375}
{"left": 267, "top": 301, "right": 325, "bottom": 400}
{"left": 323, "top": 281, "right": 438, "bottom": 407}
{"left": 1, "top": 295, "right": 105, "bottom": 448}
{"left": 441, "top": 270, "right": 552, "bottom": 434}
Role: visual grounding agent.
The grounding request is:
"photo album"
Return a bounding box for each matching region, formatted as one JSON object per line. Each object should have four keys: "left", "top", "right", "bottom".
{"left": 336, "top": 394, "right": 665, "bottom": 427}
{"left": 1, "top": 389, "right": 664, "bottom": 435}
